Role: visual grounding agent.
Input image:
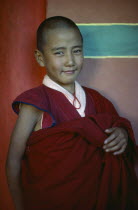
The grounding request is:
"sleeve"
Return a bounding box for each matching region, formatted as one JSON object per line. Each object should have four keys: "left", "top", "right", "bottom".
{"left": 93, "top": 89, "right": 119, "bottom": 116}
{"left": 98, "top": 91, "right": 138, "bottom": 162}
{"left": 112, "top": 115, "right": 138, "bottom": 163}
{"left": 12, "top": 85, "right": 49, "bottom": 115}
{"left": 85, "top": 87, "right": 138, "bottom": 164}
{"left": 12, "top": 85, "right": 56, "bottom": 128}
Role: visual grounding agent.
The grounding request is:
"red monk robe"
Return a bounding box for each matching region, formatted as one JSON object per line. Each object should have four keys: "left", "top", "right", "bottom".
{"left": 12, "top": 85, "right": 138, "bottom": 210}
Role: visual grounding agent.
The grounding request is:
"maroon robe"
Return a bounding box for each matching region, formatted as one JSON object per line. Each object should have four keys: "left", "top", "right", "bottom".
{"left": 12, "top": 85, "right": 138, "bottom": 210}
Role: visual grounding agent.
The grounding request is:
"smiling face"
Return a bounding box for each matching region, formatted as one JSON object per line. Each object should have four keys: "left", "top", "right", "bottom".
{"left": 35, "top": 27, "right": 83, "bottom": 93}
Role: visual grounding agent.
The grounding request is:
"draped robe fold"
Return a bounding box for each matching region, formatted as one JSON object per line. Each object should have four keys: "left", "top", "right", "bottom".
{"left": 12, "top": 85, "right": 138, "bottom": 210}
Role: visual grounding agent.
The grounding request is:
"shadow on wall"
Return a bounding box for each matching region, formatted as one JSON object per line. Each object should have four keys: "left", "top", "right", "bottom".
{"left": 78, "top": 59, "right": 102, "bottom": 86}
{"left": 78, "top": 58, "right": 120, "bottom": 109}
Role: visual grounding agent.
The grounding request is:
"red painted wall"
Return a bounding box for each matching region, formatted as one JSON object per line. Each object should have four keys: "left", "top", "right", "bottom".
{"left": 47, "top": 0, "right": 138, "bottom": 143}
{"left": 0, "top": 1, "right": 46, "bottom": 209}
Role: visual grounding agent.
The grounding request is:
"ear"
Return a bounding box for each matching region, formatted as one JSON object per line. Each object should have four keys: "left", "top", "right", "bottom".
{"left": 34, "top": 49, "right": 45, "bottom": 67}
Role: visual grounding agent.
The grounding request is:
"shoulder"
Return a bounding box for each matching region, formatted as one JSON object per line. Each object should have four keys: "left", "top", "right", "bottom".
{"left": 12, "top": 85, "right": 49, "bottom": 114}
{"left": 14, "top": 85, "right": 46, "bottom": 100}
{"left": 83, "top": 86, "right": 107, "bottom": 101}
{"left": 83, "top": 86, "right": 118, "bottom": 115}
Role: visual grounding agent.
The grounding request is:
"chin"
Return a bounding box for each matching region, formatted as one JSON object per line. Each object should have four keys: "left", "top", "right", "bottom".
{"left": 58, "top": 79, "right": 75, "bottom": 86}
{"left": 64, "top": 78, "right": 76, "bottom": 83}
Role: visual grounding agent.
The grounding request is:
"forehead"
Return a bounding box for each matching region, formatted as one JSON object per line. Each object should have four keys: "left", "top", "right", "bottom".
{"left": 43, "top": 28, "right": 82, "bottom": 48}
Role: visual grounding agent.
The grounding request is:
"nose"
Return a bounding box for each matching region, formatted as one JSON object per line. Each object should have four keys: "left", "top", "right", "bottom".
{"left": 65, "top": 52, "right": 75, "bottom": 67}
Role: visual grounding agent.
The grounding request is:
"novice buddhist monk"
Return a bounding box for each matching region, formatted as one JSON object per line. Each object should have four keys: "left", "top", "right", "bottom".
{"left": 6, "top": 16, "right": 138, "bottom": 210}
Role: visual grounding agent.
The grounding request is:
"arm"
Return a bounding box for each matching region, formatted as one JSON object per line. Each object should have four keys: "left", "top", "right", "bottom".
{"left": 6, "top": 104, "right": 43, "bottom": 210}
{"left": 89, "top": 88, "right": 135, "bottom": 155}
{"left": 97, "top": 92, "right": 129, "bottom": 155}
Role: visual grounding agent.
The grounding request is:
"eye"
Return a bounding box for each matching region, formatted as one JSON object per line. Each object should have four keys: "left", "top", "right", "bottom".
{"left": 73, "top": 49, "right": 82, "bottom": 54}
{"left": 54, "top": 51, "right": 64, "bottom": 56}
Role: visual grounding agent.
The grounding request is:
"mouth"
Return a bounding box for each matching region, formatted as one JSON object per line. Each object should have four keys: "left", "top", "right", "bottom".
{"left": 62, "top": 70, "right": 76, "bottom": 74}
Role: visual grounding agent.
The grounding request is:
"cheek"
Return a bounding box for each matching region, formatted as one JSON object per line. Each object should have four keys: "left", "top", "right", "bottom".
{"left": 76, "top": 56, "right": 83, "bottom": 67}
{"left": 52, "top": 58, "right": 63, "bottom": 68}
{"left": 46, "top": 58, "right": 62, "bottom": 71}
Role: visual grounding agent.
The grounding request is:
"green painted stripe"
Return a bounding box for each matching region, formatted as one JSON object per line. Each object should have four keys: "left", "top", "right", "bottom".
{"left": 84, "top": 55, "right": 138, "bottom": 59}
{"left": 77, "top": 24, "right": 138, "bottom": 57}
{"left": 77, "top": 23, "right": 138, "bottom": 26}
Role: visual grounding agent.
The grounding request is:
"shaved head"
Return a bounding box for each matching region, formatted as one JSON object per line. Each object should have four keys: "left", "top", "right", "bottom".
{"left": 37, "top": 16, "right": 83, "bottom": 52}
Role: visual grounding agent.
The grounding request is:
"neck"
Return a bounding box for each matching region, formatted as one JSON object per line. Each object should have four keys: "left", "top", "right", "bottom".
{"left": 44, "top": 75, "right": 75, "bottom": 94}
{"left": 61, "top": 83, "right": 75, "bottom": 94}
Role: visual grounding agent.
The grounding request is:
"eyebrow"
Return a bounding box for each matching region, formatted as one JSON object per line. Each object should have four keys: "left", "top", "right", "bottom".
{"left": 52, "top": 47, "right": 66, "bottom": 51}
{"left": 52, "top": 45, "right": 82, "bottom": 51}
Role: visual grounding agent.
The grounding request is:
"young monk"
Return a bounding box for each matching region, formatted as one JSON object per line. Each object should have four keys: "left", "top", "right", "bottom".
{"left": 6, "top": 16, "right": 138, "bottom": 210}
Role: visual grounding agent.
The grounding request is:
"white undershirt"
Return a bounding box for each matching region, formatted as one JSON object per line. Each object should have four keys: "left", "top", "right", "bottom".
{"left": 42, "top": 75, "right": 86, "bottom": 117}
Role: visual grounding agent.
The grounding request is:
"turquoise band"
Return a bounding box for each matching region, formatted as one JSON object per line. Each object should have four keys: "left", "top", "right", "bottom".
{"left": 77, "top": 24, "right": 138, "bottom": 58}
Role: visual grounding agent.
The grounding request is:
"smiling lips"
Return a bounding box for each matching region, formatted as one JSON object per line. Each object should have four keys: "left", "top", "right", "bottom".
{"left": 63, "top": 70, "right": 76, "bottom": 74}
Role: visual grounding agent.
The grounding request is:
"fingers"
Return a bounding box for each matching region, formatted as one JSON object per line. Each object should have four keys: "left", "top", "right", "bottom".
{"left": 103, "top": 136, "right": 121, "bottom": 150}
{"left": 103, "top": 138, "right": 126, "bottom": 152}
{"left": 113, "top": 143, "right": 127, "bottom": 155}
{"left": 103, "top": 140, "right": 127, "bottom": 155}
{"left": 103, "top": 127, "right": 128, "bottom": 155}
{"left": 104, "top": 127, "right": 124, "bottom": 144}
{"left": 105, "top": 128, "right": 116, "bottom": 134}
{"left": 104, "top": 132, "right": 117, "bottom": 145}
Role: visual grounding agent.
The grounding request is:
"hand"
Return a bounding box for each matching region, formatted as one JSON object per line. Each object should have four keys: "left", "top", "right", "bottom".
{"left": 103, "top": 127, "right": 128, "bottom": 155}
